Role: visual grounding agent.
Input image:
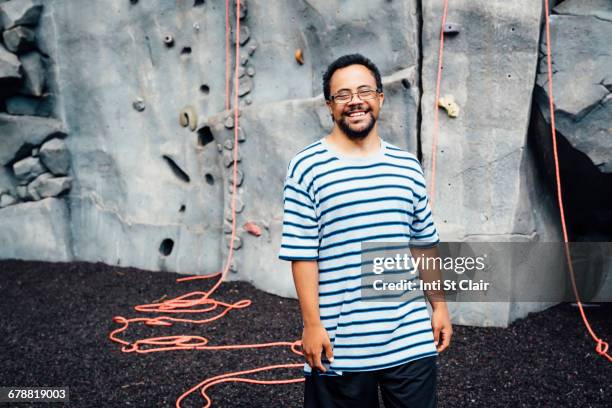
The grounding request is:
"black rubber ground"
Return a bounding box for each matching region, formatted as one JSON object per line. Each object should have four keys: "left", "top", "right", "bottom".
{"left": 0, "top": 260, "right": 609, "bottom": 407}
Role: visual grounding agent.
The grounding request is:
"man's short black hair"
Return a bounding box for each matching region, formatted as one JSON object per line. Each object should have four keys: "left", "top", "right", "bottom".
{"left": 322, "top": 54, "right": 383, "bottom": 101}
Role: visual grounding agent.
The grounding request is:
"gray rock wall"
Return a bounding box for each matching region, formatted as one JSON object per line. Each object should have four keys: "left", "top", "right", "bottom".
{"left": 420, "top": 0, "right": 567, "bottom": 325}
{"left": 0, "top": 0, "right": 74, "bottom": 249}
{"left": 0, "top": 197, "right": 72, "bottom": 261}
{"left": 531, "top": 0, "right": 612, "bottom": 242}
{"left": 0, "top": 0, "right": 609, "bottom": 327}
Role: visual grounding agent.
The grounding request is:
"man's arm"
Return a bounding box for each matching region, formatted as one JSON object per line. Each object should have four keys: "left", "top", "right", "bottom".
{"left": 410, "top": 245, "right": 453, "bottom": 353}
{"left": 292, "top": 260, "right": 334, "bottom": 372}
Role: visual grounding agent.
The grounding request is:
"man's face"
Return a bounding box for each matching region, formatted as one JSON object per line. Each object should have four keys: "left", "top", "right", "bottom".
{"left": 327, "top": 64, "right": 384, "bottom": 140}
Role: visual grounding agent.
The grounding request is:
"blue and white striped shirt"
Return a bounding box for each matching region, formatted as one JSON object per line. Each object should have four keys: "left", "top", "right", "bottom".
{"left": 278, "top": 136, "right": 439, "bottom": 375}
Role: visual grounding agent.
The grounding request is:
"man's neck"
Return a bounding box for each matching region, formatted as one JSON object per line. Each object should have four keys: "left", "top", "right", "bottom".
{"left": 326, "top": 127, "right": 381, "bottom": 156}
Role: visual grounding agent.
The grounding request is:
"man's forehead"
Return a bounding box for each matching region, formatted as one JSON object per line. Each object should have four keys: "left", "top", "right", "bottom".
{"left": 330, "top": 65, "right": 377, "bottom": 91}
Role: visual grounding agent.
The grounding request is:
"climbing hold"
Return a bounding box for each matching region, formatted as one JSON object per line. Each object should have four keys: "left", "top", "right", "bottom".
{"left": 224, "top": 115, "right": 234, "bottom": 129}
{"left": 243, "top": 222, "right": 262, "bottom": 237}
{"left": 237, "top": 126, "right": 246, "bottom": 142}
{"left": 225, "top": 193, "right": 244, "bottom": 216}
{"left": 133, "top": 98, "right": 145, "bottom": 112}
{"left": 239, "top": 0, "right": 248, "bottom": 19}
{"left": 223, "top": 149, "right": 241, "bottom": 167}
{"left": 295, "top": 49, "right": 304, "bottom": 65}
{"left": 226, "top": 236, "right": 242, "bottom": 250}
{"left": 238, "top": 76, "right": 252, "bottom": 96}
{"left": 244, "top": 96, "right": 252, "bottom": 105}
{"left": 163, "top": 35, "right": 174, "bottom": 47}
{"left": 438, "top": 94, "right": 459, "bottom": 118}
{"left": 223, "top": 139, "right": 234, "bottom": 150}
{"left": 240, "top": 55, "right": 248, "bottom": 66}
{"left": 193, "top": 23, "right": 200, "bottom": 31}
{"left": 247, "top": 42, "right": 257, "bottom": 56}
{"left": 443, "top": 24, "right": 460, "bottom": 35}
{"left": 239, "top": 26, "right": 250, "bottom": 46}
{"left": 247, "top": 41, "right": 257, "bottom": 56}
{"left": 229, "top": 168, "right": 243, "bottom": 186}
{"left": 179, "top": 106, "right": 198, "bottom": 131}
{"left": 238, "top": 66, "right": 246, "bottom": 78}
{"left": 246, "top": 65, "right": 255, "bottom": 77}
{"left": 233, "top": 196, "right": 245, "bottom": 213}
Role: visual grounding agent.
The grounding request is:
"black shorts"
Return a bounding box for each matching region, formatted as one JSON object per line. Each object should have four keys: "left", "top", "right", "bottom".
{"left": 304, "top": 355, "right": 437, "bottom": 408}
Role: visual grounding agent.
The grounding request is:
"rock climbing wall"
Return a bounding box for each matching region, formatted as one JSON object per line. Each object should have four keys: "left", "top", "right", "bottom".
{"left": 419, "top": 0, "right": 566, "bottom": 326}
{"left": 532, "top": 0, "right": 612, "bottom": 241}
{"left": 0, "top": 0, "right": 609, "bottom": 326}
{"left": 1, "top": 0, "right": 422, "bottom": 279}
{"left": 0, "top": 0, "right": 74, "bottom": 261}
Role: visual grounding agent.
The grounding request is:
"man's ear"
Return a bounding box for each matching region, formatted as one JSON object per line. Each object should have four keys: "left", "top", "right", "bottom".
{"left": 326, "top": 100, "right": 333, "bottom": 116}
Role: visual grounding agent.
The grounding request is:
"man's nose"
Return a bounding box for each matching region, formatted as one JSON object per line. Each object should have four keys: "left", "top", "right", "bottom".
{"left": 347, "top": 96, "right": 365, "bottom": 107}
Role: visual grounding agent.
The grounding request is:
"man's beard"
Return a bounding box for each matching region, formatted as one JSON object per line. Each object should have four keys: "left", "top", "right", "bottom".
{"left": 336, "top": 111, "right": 377, "bottom": 140}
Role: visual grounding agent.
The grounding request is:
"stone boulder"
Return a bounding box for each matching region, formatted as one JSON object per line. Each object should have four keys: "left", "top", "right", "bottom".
{"left": 0, "top": 113, "right": 65, "bottom": 166}
{"left": 28, "top": 173, "right": 71, "bottom": 199}
{"left": 19, "top": 52, "right": 46, "bottom": 96}
{"left": 554, "top": 0, "right": 612, "bottom": 21}
{"left": 535, "top": 0, "right": 612, "bottom": 173}
{"left": 0, "top": 0, "right": 43, "bottom": 30}
{"left": 2, "top": 25, "right": 36, "bottom": 53}
{"left": 12, "top": 156, "right": 46, "bottom": 184}
{"left": 0, "top": 166, "right": 15, "bottom": 196}
{"left": 39, "top": 137, "right": 70, "bottom": 175}
{"left": 0, "top": 192, "right": 17, "bottom": 208}
{"left": 0, "top": 43, "right": 21, "bottom": 86}
{"left": 5, "top": 94, "right": 53, "bottom": 117}
{"left": 0, "top": 198, "right": 73, "bottom": 262}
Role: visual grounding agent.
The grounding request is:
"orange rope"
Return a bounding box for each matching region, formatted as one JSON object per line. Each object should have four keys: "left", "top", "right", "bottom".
{"left": 109, "top": 1, "right": 306, "bottom": 407}
{"left": 429, "top": 0, "right": 610, "bottom": 363}
{"left": 224, "top": 0, "right": 231, "bottom": 111}
{"left": 429, "top": 0, "right": 448, "bottom": 208}
{"left": 543, "top": 0, "right": 610, "bottom": 361}
{"left": 109, "top": 1, "right": 609, "bottom": 407}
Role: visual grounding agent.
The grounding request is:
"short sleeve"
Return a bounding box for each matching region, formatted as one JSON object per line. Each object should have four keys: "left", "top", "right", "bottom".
{"left": 278, "top": 177, "right": 320, "bottom": 261}
{"left": 409, "top": 167, "right": 440, "bottom": 248}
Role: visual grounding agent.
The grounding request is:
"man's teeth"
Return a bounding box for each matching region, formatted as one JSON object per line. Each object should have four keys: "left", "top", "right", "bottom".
{"left": 348, "top": 111, "right": 366, "bottom": 117}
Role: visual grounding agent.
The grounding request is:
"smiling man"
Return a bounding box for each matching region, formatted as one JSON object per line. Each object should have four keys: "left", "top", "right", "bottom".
{"left": 278, "top": 54, "right": 452, "bottom": 408}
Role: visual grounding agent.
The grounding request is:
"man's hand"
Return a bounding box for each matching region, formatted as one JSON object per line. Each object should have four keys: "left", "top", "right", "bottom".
{"left": 302, "top": 323, "right": 334, "bottom": 372}
{"left": 431, "top": 303, "right": 452, "bottom": 353}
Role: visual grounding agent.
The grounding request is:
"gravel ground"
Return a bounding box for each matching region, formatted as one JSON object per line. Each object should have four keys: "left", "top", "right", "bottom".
{"left": 0, "top": 259, "right": 609, "bottom": 408}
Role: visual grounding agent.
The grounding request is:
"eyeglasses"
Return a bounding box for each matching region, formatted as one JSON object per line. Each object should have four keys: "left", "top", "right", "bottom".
{"left": 330, "top": 89, "right": 379, "bottom": 104}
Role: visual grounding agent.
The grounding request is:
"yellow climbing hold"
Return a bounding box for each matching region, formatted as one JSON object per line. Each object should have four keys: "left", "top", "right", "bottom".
{"left": 295, "top": 49, "right": 304, "bottom": 65}
{"left": 438, "top": 94, "right": 459, "bottom": 118}
{"left": 179, "top": 106, "right": 198, "bottom": 131}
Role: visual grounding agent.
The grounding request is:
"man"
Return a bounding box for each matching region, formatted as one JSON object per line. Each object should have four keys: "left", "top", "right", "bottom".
{"left": 278, "top": 54, "right": 452, "bottom": 408}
